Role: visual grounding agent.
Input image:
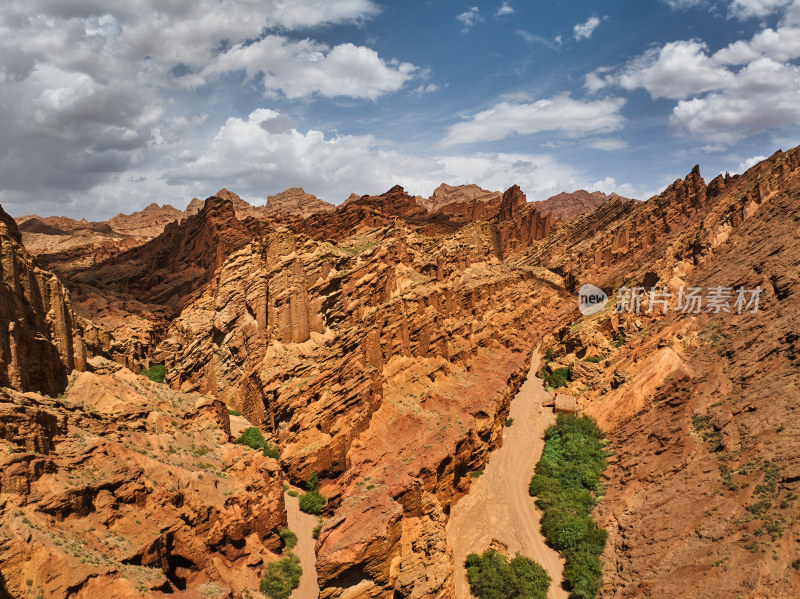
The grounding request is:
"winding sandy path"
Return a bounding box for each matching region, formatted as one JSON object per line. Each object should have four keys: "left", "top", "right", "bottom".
{"left": 446, "top": 353, "right": 568, "bottom": 599}
{"left": 286, "top": 489, "right": 321, "bottom": 599}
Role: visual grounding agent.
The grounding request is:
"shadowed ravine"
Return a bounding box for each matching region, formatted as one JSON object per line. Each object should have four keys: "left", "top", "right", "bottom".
{"left": 446, "top": 352, "right": 568, "bottom": 599}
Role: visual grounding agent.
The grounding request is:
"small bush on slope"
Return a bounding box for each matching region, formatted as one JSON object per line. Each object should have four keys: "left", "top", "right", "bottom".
{"left": 529, "top": 413, "right": 608, "bottom": 598}
{"left": 541, "top": 367, "right": 569, "bottom": 390}
{"left": 140, "top": 364, "right": 166, "bottom": 383}
{"left": 236, "top": 427, "right": 279, "bottom": 459}
{"left": 279, "top": 528, "right": 297, "bottom": 549}
{"left": 299, "top": 471, "right": 326, "bottom": 515}
{"left": 465, "top": 549, "right": 551, "bottom": 599}
{"left": 260, "top": 553, "right": 302, "bottom": 599}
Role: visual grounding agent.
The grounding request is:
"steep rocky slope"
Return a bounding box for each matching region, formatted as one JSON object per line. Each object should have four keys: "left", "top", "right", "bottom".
{"left": 423, "top": 185, "right": 627, "bottom": 224}
{"left": 74, "top": 196, "right": 257, "bottom": 309}
{"left": 149, "top": 208, "right": 572, "bottom": 597}
{"left": 523, "top": 147, "right": 800, "bottom": 598}
{"left": 0, "top": 206, "right": 89, "bottom": 395}
{"left": 0, "top": 361, "right": 286, "bottom": 599}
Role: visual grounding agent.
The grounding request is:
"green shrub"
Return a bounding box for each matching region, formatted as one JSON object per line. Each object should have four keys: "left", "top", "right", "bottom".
{"left": 140, "top": 364, "right": 166, "bottom": 383}
{"left": 529, "top": 413, "right": 608, "bottom": 598}
{"left": 228, "top": 408, "right": 242, "bottom": 416}
{"left": 279, "top": 528, "right": 297, "bottom": 549}
{"left": 260, "top": 553, "right": 302, "bottom": 599}
{"left": 470, "top": 470, "right": 484, "bottom": 478}
{"left": 299, "top": 472, "right": 326, "bottom": 515}
{"left": 541, "top": 367, "right": 569, "bottom": 390}
{"left": 287, "top": 490, "right": 299, "bottom": 498}
{"left": 236, "top": 427, "right": 279, "bottom": 459}
{"left": 299, "top": 490, "right": 325, "bottom": 515}
{"left": 505, "top": 417, "right": 514, "bottom": 427}
{"left": 581, "top": 355, "right": 603, "bottom": 363}
{"left": 465, "top": 549, "right": 550, "bottom": 599}
{"left": 312, "top": 519, "right": 323, "bottom": 539}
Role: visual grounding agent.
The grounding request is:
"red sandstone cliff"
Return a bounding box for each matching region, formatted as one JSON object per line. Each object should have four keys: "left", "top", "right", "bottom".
{"left": 0, "top": 206, "right": 89, "bottom": 395}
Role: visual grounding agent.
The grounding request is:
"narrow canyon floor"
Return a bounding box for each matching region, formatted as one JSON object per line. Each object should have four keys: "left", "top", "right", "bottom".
{"left": 446, "top": 353, "right": 568, "bottom": 599}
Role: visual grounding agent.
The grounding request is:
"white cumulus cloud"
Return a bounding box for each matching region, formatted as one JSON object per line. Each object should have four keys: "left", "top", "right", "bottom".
{"left": 730, "top": 0, "right": 794, "bottom": 18}
{"left": 191, "top": 38, "right": 416, "bottom": 100}
{"left": 736, "top": 154, "right": 768, "bottom": 172}
{"left": 574, "top": 16, "right": 602, "bottom": 40}
{"left": 1, "top": 107, "right": 640, "bottom": 217}
{"left": 496, "top": 2, "right": 515, "bottom": 16}
{"left": 0, "top": 0, "right": 416, "bottom": 209}
{"left": 439, "top": 94, "right": 627, "bottom": 147}
{"left": 457, "top": 7, "right": 483, "bottom": 31}
{"left": 585, "top": 1, "right": 800, "bottom": 147}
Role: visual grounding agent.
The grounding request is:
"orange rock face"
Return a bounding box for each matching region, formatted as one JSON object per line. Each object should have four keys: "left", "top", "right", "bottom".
{"left": 147, "top": 206, "right": 572, "bottom": 596}
{"left": 0, "top": 364, "right": 287, "bottom": 599}
{"left": 109, "top": 203, "right": 185, "bottom": 239}
{"left": 525, "top": 147, "right": 800, "bottom": 598}
{"left": 0, "top": 206, "right": 89, "bottom": 395}
{"left": 265, "top": 187, "right": 335, "bottom": 217}
{"left": 532, "top": 189, "right": 634, "bottom": 222}
{"left": 3, "top": 147, "right": 800, "bottom": 599}
{"left": 420, "top": 183, "right": 501, "bottom": 212}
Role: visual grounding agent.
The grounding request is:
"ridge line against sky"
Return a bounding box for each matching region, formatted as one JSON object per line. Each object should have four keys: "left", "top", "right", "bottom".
{"left": 0, "top": 0, "right": 799, "bottom": 218}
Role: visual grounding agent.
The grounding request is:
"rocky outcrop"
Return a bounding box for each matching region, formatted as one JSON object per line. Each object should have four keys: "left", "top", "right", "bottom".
{"left": 532, "top": 190, "right": 633, "bottom": 222}
{"left": 76, "top": 196, "right": 256, "bottom": 309}
{"left": 0, "top": 366, "right": 287, "bottom": 599}
{"left": 184, "top": 198, "right": 204, "bottom": 217}
{"left": 293, "top": 185, "right": 432, "bottom": 241}
{"left": 493, "top": 185, "right": 554, "bottom": 258}
{"left": 265, "top": 187, "right": 335, "bottom": 217}
{"left": 109, "top": 203, "right": 185, "bottom": 239}
{"left": 214, "top": 188, "right": 265, "bottom": 220}
{"left": 421, "top": 184, "right": 501, "bottom": 212}
{"left": 0, "top": 205, "right": 88, "bottom": 395}
{"left": 12, "top": 145, "right": 800, "bottom": 599}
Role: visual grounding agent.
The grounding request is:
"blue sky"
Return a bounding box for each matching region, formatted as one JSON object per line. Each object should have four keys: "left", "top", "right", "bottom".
{"left": 1, "top": 0, "right": 799, "bottom": 218}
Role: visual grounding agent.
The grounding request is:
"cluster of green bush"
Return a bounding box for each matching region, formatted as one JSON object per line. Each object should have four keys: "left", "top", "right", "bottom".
{"left": 541, "top": 367, "right": 569, "bottom": 390}
{"left": 260, "top": 552, "right": 302, "bottom": 599}
{"left": 529, "top": 413, "right": 608, "bottom": 598}
{"left": 236, "top": 427, "right": 280, "bottom": 459}
{"left": 581, "top": 355, "right": 604, "bottom": 363}
{"left": 299, "top": 472, "right": 326, "bottom": 515}
{"left": 539, "top": 350, "right": 569, "bottom": 390}
{"left": 465, "top": 549, "right": 551, "bottom": 599}
{"left": 278, "top": 528, "right": 297, "bottom": 549}
{"left": 140, "top": 364, "right": 166, "bottom": 383}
